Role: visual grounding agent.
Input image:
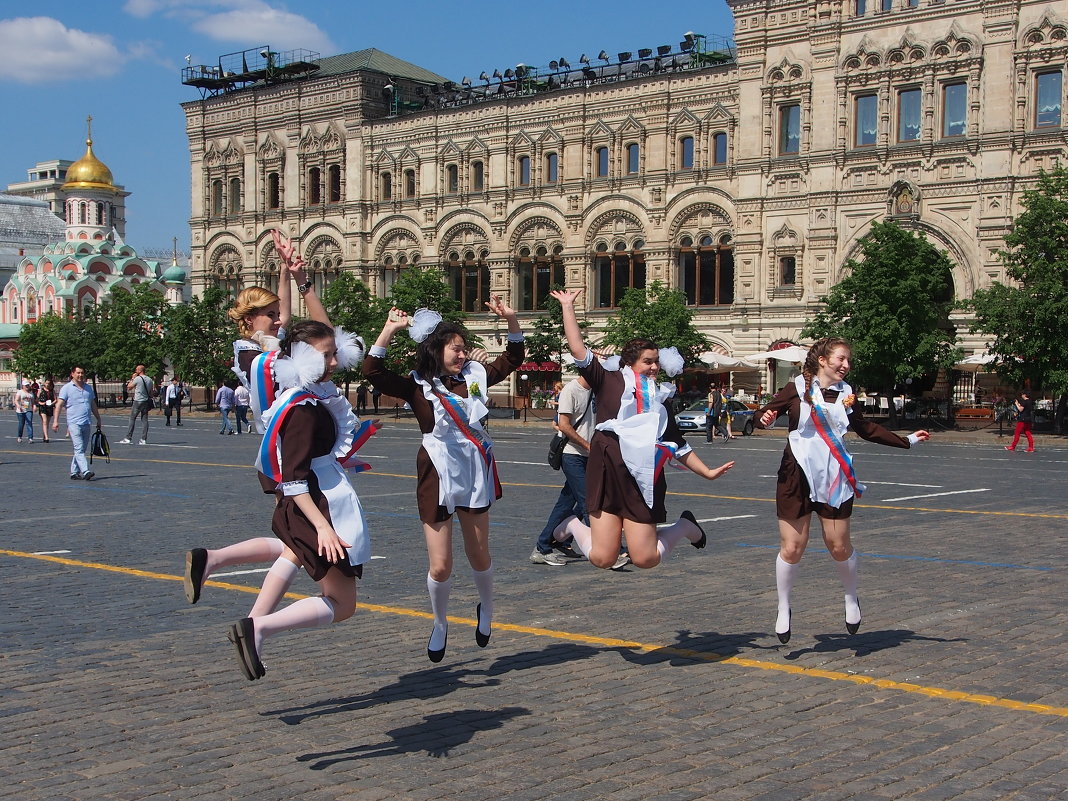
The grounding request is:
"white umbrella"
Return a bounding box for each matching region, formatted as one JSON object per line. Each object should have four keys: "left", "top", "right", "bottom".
{"left": 744, "top": 345, "right": 809, "bottom": 363}
{"left": 698, "top": 352, "right": 761, "bottom": 371}
{"left": 953, "top": 353, "right": 997, "bottom": 372}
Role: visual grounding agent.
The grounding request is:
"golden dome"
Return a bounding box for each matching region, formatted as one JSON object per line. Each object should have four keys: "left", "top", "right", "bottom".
{"left": 63, "top": 117, "right": 115, "bottom": 193}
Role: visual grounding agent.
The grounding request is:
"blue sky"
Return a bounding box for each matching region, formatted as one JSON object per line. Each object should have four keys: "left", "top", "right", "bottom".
{"left": 0, "top": 0, "right": 735, "bottom": 254}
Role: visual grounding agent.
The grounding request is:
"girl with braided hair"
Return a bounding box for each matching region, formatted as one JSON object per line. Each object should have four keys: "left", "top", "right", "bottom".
{"left": 755, "top": 337, "right": 930, "bottom": 643}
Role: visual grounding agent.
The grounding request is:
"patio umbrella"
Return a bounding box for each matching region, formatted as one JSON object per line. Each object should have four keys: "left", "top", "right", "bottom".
{"left": 744, "top": 345, "right": 810, "bottom": 363}
{"left": 953, "top": 353, "right": 997, "bottom": 372}
{"left": 698, "top": 352, "right": 761, "bottom": 371}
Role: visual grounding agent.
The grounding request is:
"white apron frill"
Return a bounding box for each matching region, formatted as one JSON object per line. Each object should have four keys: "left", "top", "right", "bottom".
{"left": 414, "top": 360, "right": 499, "bottom": 514}
{"left": 788, "top": 374, "right": 865, "bottom": 509}
{"left": 595, "top": 366, "right": 691, "bottom": 508}
{"left": 256, "top": 381, "right": 371, "bottom": 568}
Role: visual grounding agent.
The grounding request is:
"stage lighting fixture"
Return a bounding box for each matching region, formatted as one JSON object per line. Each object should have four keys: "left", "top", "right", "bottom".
{"left": 559, "top": 57, "right": 570, "bottom": 68}
{"left": 579, "top": 53, "right": 590, "bottom": 65}
{"left": 598, "top": 50, "right": 609, "bottom": 62}
{"left": 479, "top": 71, "right": 490, "bottom": 83}
{"left": 617, "top": 51, "right": 632, "bottom": 62}
{"left": 638, "top": 48, "right": 652, "bottom": 59}
{"left": 657, "top": 45, "right": 672, "bottom": 56}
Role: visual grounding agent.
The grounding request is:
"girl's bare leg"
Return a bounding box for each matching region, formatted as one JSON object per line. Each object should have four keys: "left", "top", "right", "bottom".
{"left": 587, "top": 511, "right": 625, "bottom": 569}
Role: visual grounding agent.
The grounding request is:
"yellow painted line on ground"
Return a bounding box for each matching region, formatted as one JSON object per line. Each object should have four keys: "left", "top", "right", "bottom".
{"left": 4, "top": 548, "right": 1065, "bottom": 718}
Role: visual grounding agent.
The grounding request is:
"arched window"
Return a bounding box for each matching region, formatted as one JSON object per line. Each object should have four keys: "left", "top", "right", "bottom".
{"left": 448, "top": 250, "right": 490, "bottom": 313}
{"left": 328, "top": 164, "right": 341, "bottom": 203}
{"left": 308, "top": 166, "right": 322, "bottom": 205}
{"left": 518, "top": 155, "right": 531, "bottom": 186}
{"left": 471, "top": 160, "right": 484, "bottom": 191}
{"left": 678, "top": 235, "right": 734, "bottom": 306}
{"left": 626, "top": 143, "right": 640, "bottom": 174}
{"left": 545, "top": 153, "right": 558, "bottom": 183}
{"left": 95, "top": 203, "right": 105, "bottom": 225}
{"left": 229, "top": 177, "right": 242, "bottom": 213}
{"left": 267, "top": 172, "right": 281, "bottom": 209}
{"left": 446, "top": 163, "right": 459, "bottom": 194}
{"left": 516, "top": 245, "right": 565, "bottom": 311}
{"left": 595, "top": 146, "right": 609, "bottom": 177}
{"left": 712, "top": 132, "right": 728, "bottom": 165}
{"left": 210, "top": 182, "right": 223, "bottom": 217}
{"left": 679, "top": 136, "right": 694, "bottom": 169}
{"left": 381, "top": 171, "right": 392, "bottom": 200}
{"left": 595, "top": 240, "right": 645, "bottom": 308}
{"left": 404, "top": 168, "right": 416, "bottom": 198}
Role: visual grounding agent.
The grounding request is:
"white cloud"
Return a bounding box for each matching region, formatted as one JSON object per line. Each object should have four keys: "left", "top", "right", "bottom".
{"left": 0, "top": 17, "right": 125, "bottom": 84}
{"left": 191, "top": 5, "right": 336, "bottom": 54}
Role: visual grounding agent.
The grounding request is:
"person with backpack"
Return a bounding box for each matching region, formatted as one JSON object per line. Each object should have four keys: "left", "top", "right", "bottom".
{"left": 119, "top": 365, "right": 154, "bottom": 445}
{"left": 52, "top": 365, "right": 103, "bottom": 480}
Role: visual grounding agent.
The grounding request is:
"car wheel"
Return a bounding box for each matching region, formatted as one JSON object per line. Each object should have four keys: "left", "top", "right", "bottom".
{"left": 743, "top": 419, "right": 754, "bottom": 436}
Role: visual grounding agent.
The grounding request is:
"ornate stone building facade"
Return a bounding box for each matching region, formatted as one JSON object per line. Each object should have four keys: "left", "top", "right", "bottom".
{"left": 183, "top": 1, "right": 1066, "bottom": 391}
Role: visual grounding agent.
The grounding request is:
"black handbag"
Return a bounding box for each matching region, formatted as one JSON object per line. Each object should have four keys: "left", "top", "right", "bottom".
{"left": 547, "top": 431, "right": 568, "bottom": 470}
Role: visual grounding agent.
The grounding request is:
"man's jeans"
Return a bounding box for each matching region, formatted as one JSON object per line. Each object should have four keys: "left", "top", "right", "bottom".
{"left": 69, "top": 423, "right": 90, "bottom": 475}
{"left": 219, "top": 407, "right": 234, "bottom": 433}
{"left": 536, "top": 452, "right": 589, "bottom": 553}
{"left": 234, "top": 405, "right": 249, "bottom": 433}
{"left": 126, "top": 400, "right": 150, "bottom": 441}
{"left": 16, "top": 410, "right": 34, "bottom": 440}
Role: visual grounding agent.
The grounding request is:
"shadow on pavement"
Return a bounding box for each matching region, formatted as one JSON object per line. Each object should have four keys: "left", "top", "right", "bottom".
{"left": 783, "top": 628, "right": 966, "bottom": 660}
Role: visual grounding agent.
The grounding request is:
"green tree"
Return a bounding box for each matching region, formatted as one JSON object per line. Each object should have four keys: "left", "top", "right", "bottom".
{"left": 600, "top": 281, "right": 708, "bottom": 365}
{"left": 382, "top": 267, "right": 479, "bottom": 372}
{"left": 320, "top": 272, "right": 389, "bottom": 389}
{"left": 14, "top": 310, "right": 102, "bottom": 380}
{"left": 803, "top": 220, "right": 959, "bottom": 395}
{"left": 524, "top": 289, "right": 590, "bottom": 364}
{"left": 965, "top": 166, "right": 1068, "bottom": 393}
{"left": 97, "top": 285, "right": 169, "bottom": 380}
{"left": 163, "top": 286, "right": 234, "bottom": 407}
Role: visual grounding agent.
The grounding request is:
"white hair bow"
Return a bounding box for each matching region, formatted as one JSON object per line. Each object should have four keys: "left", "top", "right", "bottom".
{"left": 408, "top": 308, "right": 443, "bottom": 343}
{"left": 334, "top": 327, "right": 365, "bottom": 369}
{"left": 658, "top": 346, "right": 685, "bottom": 378}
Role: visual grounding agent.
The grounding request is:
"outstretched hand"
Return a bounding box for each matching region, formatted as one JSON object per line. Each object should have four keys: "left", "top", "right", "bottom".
{"left": 549, "top": 288, "right": 582, "bottom": 306}
{"left": 485, "top": 294, "right": 516, "bottom": 318}
{"left": 912, "top": 430, "right": 931, "bottom": 442}
{"left": 272, "top": 229, "right": 306, "bottom": 275}
{"left": 706, "top": 460, "right": 735, "bottom": 480}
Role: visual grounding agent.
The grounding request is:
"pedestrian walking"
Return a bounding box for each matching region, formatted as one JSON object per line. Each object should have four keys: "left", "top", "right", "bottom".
{"left": 356, "top": 381, "right": 369, "bottom": 414}
{"left": 755, "top": 337, "right": 930, "bottom": 643}
{"left": 364, "top": 299, "right": 523, "bottom": 662}
{"left": 36, "top": 379, "right": 56, "bottom": 443}
{"left": 234, "top": 382, "right": 251, "bottom": 433}
{"left": 215, "top": 381, "right": 236, "bottom": 434}
{"left": 119, "top": 365, "right": 153, "bottom": 444}
{"left": 14, "top": 380, "right": 36, "bottom": 443}
{"left": 163, "top": 377, "right": 185, "bottom": 426}
{"left": 1004, "top": 390, "right": 1035, "bottom": 452}
{"left": 52, "top": 366, "right": 103, "bottom": 480}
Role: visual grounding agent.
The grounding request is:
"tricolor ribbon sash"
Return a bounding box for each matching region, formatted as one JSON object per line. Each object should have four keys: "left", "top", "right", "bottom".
{"left": 257, "top": 389, "right": 316, "bottom": 483}
{"left": 431, "top": 386, "right": 502, "bottom": 499}
{"left": 807, "top": 380, "right": 862, "bottom": 505}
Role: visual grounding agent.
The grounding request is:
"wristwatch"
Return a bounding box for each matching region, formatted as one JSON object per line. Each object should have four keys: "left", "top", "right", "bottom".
{"left": 296, "top": 281, "right": 312, "bottom": 295}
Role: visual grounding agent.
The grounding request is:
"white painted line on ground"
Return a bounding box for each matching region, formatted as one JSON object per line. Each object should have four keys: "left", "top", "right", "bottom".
{"left": 695, "top": 514, "right": 758, "bottom": 523}
{"left": 7, "top": 511, "right": 128, "bottom": 523}
{"left": 882, "top": 488, "right": 992, "bottom": 502}
{"left": 862, "top": 481, "right": 943, "bottom": 488}
{"left": 212, "top": 568, "right": 270, "bottom": 577}
{"left": 33, "top": 550, "right": 72, "bottom": 555}
{"left": 497, "top": 460, "right": 553, "bottom": 466}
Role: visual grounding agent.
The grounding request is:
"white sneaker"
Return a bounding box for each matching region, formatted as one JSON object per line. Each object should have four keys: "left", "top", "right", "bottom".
{"left": 610, "top": 552, "right": 631, "bottom": 570}
{"left": 118, "top": 438, "right": 132, "bottom": 444}
{"left": 138, "top": 439, "right": 147, "bottom": 445}
{"left": 529, "top": 548, "right": 569, "bottom": 566}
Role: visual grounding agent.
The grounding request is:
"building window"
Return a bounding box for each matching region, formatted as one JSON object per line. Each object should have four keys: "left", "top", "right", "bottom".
{"left": 516, "top": 246, "right": 565, "bottom": 311}
{"left": 471, "top": 160, "right": 484, "bottom": 191}
{"left": 381, "top": 171, "right": 392, "bottom": 200}
{"left": 779, "top": 256, "right": 796, "bottom": 286}
{"left": 712, "top": 132, "right": 727, "bottom": 165}
{"left": 679, "top": 235, "right": 734, "bottom": 306}
{"left": 446, "top": 163, "right": 459, "bottom": 194}
{"left": 229, "top": 177, "right": 242, "bottom": 213}
{"left": 942, "top": 82, "right": 967, "bottom": 138}
{"left": 1035, "top": 71, "right": 1063, "bottom": 129}
{"left": 880, "top": 0, "right": 892, "bottom": 10}
{"left": 779, "top": 104, "right": 801, "bottom": 154}
{"left": 680, "top": 136, "right": 694, "bottom": 169}
{"left": 897, "top": 88, "right": 921, "bottom": 142}
{"left": 211, "top": 180, "right": 223, "bottom": 217}
{"left": 545, "top": 152, "right": 558, "bottom": 183}
{"left": 328, "top": 164, "right": 341, "bottom": 203}
{"left": 308, "top": 166, "right": 322, "bottom": 205}
{"left": 906, "top": 0, "right": 917, "bottom": 6}
{"left": 518, "top": 155, "right": 531, "bottom": 186}
{"left": 404, "top": 168, "right": 416, "bottom": 198}
{"left": 595, "top": 242, "right": 646, "bottom": 308}
{"left": 854, "top": 94, "right": 878, "bottom": 147}
{"left": 854, "top": 0, "right": 866, "bottom": 15}
{"left": 595, "top": 146, "right": 609, "bottom": 177}
{"left": 448, "top": 251, "right": 490, "bottom": 313}
{"left": 626, "top": 143, "right": 640, "bottom": 174}
{"left": 95, "top": 203, "right": 105, "bottom": 225}
{"left": 267, "top": 172, "right": 281, "bottom": 209}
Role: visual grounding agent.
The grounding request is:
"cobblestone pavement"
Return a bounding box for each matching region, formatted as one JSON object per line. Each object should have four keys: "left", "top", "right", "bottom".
{"left": 1, "top": 412, "right": 1065, "bottom": 801}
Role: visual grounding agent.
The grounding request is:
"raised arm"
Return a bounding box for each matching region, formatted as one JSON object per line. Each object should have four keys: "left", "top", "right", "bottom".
{"left": 272, "top": 229, "right": 331, "bottom": 327}
{"left": 549, "top": 288, "right": 586, "bottom": 362}
{"left": 371, "top": 308, "right": 411, "bottom": 351}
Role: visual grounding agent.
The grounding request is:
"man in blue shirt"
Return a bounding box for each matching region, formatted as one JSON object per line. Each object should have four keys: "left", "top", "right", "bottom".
{"left": 53, "top": 365, "right": 103, "bottom": 480}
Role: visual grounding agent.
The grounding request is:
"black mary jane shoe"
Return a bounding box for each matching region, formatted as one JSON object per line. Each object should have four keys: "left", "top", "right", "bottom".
{"left": 475, "top": 603, "right": 491, "bottom": 648}
{"left": 776, "top": 610, "right": 792, "bottom": 644}
{"left": 846, "top": 605, "right": 862, "bottom": 635}
{"left": 427, "top": 627, "right": 448, "bottom": 663}
{"left": 681, "top": 510, "right": 706, "bottom": 549}
{"left": 228, "top": 617, "right": 265, "bottom": 680}
{"left": 184, "top": 547, "right": 208, "bottom": 604}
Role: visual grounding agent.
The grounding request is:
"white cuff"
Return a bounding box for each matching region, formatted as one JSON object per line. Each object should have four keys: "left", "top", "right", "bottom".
{"left": 281, "top": 480, "right": 310, "bottom": 496}
{"left": 507, "top": 332, "right": 525, "bottom": 343}
{"left": 675, "top": 443, "right": 693, "bottom": 459}
{"left": 575, "top": 348, "right": 594, "bottom": 368}
{"left": 906, "top": 433, "right": 924, "bottom": 446}
{"left": 369, "top": 345, "right": 388, "bottom": 358}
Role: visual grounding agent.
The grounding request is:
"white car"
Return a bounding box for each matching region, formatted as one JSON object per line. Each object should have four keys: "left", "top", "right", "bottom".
{"left": 675, "top": 399, "right": 756, "bottom": 436}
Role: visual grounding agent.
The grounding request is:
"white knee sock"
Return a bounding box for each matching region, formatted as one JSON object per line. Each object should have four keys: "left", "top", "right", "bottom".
{"left": 656, "top": 515, "right": 702, "bottom": 558}
{"left": 252, "top": 595, "right": 336, "bottom": 654}
{"left": 207, "top": 537, "right": 284, "bottom": 578}
{"left": 562, "top": 517, "right": 592, "bottom": 557}
{"left": 248, "top": 556, "right": 300, "bottom": 618}
{"left": 776, "top": 554, "right": 799, "bottom": 635}
{"left": 471, "top": 564, "right": 494, "bottom": 636}
{"left": 833, "top": 551, "right": 861, "bottom": 625}
{"left": 427, "top": 573, "right": 452, "bottom": 651}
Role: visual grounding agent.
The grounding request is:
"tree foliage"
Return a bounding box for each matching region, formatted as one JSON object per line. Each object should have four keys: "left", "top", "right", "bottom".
{"left": 14, "top": 310, "right": 102, "bottom": 380}
{"left": 599, "top": 281, "right": 708, "bottom": 365}
{"left": 964, "top": 166, "right": 1068, "bottom": 393}
{"left": 320, "top": 272, "right": 389, "bottom": 388}
{"left": 802, "top": 220, "right": 959, "bottom": 393}
{"left": 163, "top": 286, "right": 234, "bottom": 396}
{"left": 524, "top": 288, "right": 590, "bottom": 364}
{"left": 97, "top": 285, "right": 170, "bottom": 379}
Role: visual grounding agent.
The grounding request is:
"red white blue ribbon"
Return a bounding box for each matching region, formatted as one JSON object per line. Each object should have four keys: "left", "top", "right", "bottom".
{"left": 338, "top": 418, "right": 380, "bottom": 473}
{"left": 251, "top": 350, "right": 277, "bottom": 410}
{"left": 432, "top": 386, "right": 501, "bottom": 499}
{"left": 807, "top": 381, "right": 862, "bottom": 505}
{"left": 257, "top": 390, "right": 316, "bottom": 483}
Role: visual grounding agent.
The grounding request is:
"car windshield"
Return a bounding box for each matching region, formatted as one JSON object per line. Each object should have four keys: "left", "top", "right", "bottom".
{"left": 684, "top": 401, "right": 706, "bottom": 411}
